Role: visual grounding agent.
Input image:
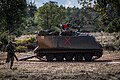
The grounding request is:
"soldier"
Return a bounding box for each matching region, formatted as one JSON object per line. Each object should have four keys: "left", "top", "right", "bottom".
{"left": 5, "top": 41, "right": 18, "bottom": 69}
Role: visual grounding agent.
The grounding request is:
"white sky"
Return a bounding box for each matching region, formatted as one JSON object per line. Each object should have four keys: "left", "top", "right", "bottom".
{"left": 27, "top": 0, "right": 81, "bottom": 8}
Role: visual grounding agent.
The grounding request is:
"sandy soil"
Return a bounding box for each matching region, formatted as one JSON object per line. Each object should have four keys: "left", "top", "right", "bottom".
{"left": 0, "top": 51, "right": 120, "bottom": 80}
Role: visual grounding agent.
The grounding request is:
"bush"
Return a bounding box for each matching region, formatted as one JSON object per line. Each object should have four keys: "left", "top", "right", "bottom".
{"left": 16, "top": 46, "right": 27, "bottom": 53}
{"left": 0, "top": 41, "right": 2, "bottom": 50}
{"left": 16, "top": 37, "right": 36, "bottom": 46}
{"left": 15, "top": 37, "right": 36, "bottom": 52}
{"left": 104, "top": 44, "right": 120, "bottom": 51}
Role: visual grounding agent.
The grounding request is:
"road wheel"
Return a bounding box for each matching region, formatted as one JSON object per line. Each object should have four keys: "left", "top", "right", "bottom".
{"left": 55, "top": 54, "right": 64, "bottom": 61}
{"left": 65, "top": 53, "right": 73, "bottom": 61}
{"left": 75, "top": 53, "right": 83, "bottom": 61}
{"left": 84, "top": 53, "right": 93, "bottom": 61}
{"left": 46, "top": 54, "right": 54, "bottom": 61}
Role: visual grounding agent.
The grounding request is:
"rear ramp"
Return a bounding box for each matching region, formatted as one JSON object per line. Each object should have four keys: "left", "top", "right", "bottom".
{"left": 19, "top": 54, "right": 36, "bottom": 61}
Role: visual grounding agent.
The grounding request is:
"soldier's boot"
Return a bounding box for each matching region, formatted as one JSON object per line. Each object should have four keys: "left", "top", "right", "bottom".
{"left": 10, "top": 63, "right": 13, "bottom": 69}
{"left": 10, "top": 66, "right": 12, "bottom": 69}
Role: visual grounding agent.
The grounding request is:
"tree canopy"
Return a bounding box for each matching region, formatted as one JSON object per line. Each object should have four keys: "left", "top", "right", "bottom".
{"left": 35, "top": 2, "right": 99, "bottom": 32}
{"left": 0, "top": 0, "right": 119, "bottom": 37}
{"left": 0, "top": 0, "right": 27, "bottom": 37}
{"left": 78, "top": 0, "right": 120, "bottom": 32}
{"left": 35, "top": 1, "right": 66, "bottom": 29}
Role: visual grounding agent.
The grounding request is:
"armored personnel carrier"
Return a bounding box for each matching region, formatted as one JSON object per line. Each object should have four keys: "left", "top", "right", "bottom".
{"left": 34, "top": 29, "right": 103, "bottom": 61}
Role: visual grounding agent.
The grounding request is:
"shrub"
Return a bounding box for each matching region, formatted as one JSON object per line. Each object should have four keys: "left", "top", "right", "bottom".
{"left": 0, "top": 41, "right": 2, "bottom": 50}
{"left": 15, "top": 37, "right": 36, "bottom": 46}
{"left": 27, "top": 37, "right": 36, "bottom": 43}
{"left": 104, "top": 43, "right": 120, "bottom": 51}
{"left": 0, "top": 41, "right": 2, "bottom": 45}
{"left": 15, "top": 36, "right": 36, "bottom": 52}
{"left": 16, "top": 46, "right": 27, "bottom": 53}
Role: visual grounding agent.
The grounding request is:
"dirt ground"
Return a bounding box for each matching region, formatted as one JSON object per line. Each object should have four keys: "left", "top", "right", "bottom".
{"left": 0, "top": 51, "right": 120, "bottom": 80}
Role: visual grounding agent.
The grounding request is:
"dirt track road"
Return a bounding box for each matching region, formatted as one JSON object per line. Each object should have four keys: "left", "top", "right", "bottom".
{"left": 0, "top": 51, "right": 120, "bottom": 80}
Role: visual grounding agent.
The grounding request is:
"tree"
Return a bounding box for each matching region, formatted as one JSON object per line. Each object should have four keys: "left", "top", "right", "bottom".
{"left": 27, "top": 1, "right": 37, "bottom": 17}
{"left": 35, "top": 1, "right": 66, "bottom": 29}
{"left": 23, "top": 1, "right": 38, "bottom": 34}
{"left": 77, "top": 0, "right": 120, "bottom": 32}
{"left": 65, "top": 7, "right": 81, "bottom": 26}
{"left": 0, "top": 0, "right": 27, "bottom": 37}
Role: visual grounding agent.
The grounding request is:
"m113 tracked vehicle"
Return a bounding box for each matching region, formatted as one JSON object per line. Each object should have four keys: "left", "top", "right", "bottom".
{"left": 34, "top": 29, "right": 103, "bottom": 61}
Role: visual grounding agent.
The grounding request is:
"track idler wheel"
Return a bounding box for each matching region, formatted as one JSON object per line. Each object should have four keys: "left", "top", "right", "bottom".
{"left": 84, "top": 53, "right": 93, "bottom": 61}
{"left": 55, "top": 54, "right": 64, "bottom": 61}
{"left": 75, "top": 53, "right": 83, "bottom": 61}
{"left": 46, "top": 54, "right": 54, "bottom": 61}
{"left": 65, "top": 53, "right": 73, "bottom": 61}
{"left": 36, "top": 53, "right": 44, "bottom": 60}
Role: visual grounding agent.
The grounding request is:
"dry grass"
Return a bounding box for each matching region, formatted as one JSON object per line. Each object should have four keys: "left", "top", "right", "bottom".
{"left": 0, "top": 51, "right": 120, "bottom": 80}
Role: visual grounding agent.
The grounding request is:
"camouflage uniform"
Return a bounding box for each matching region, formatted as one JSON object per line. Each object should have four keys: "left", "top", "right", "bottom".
{"left": 6, "top": 42, "right": 18, "bottom": 69}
